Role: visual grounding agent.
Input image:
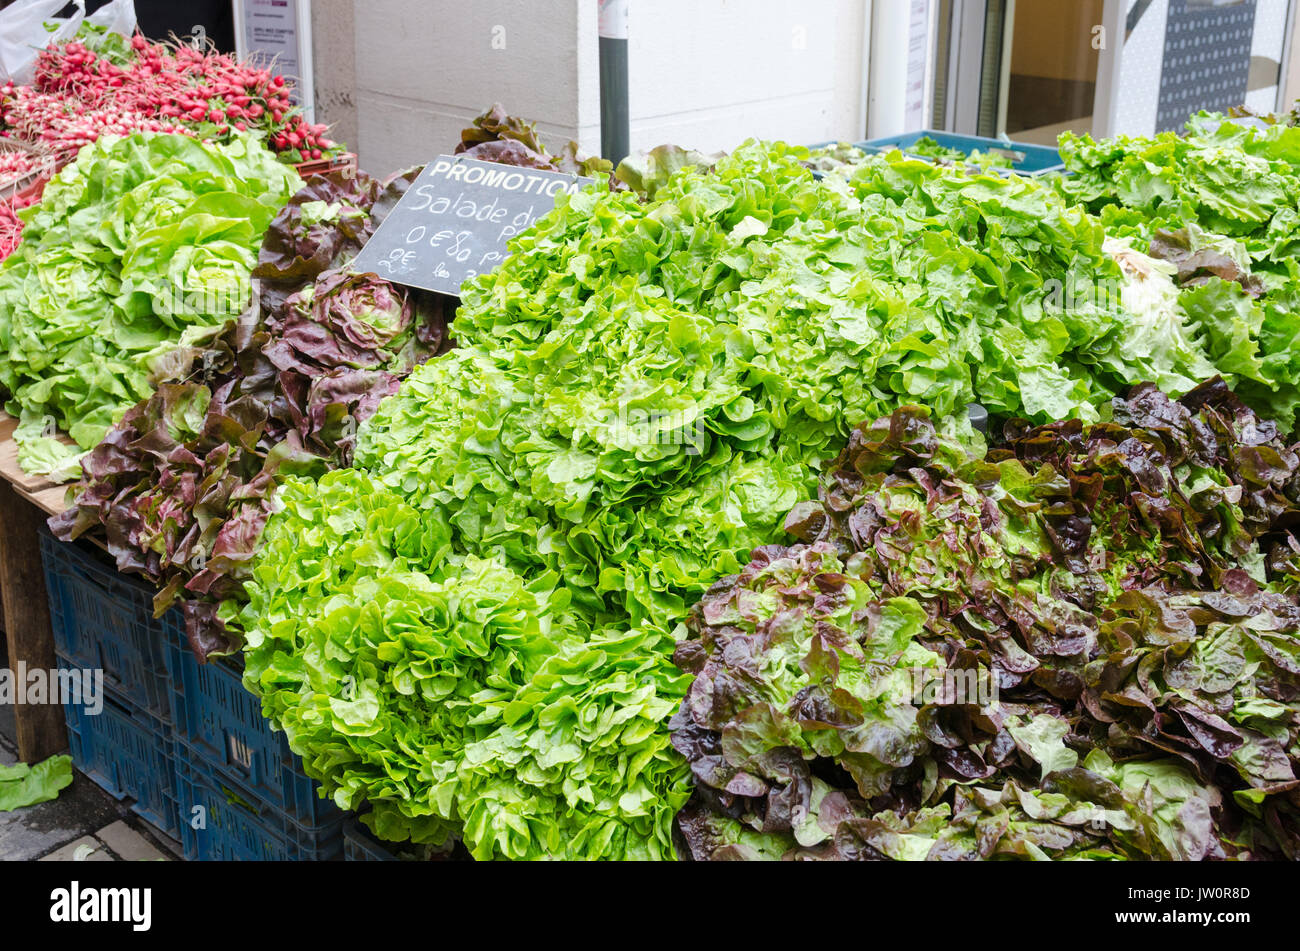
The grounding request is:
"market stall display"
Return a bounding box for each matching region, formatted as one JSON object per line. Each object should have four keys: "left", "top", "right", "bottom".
{"left": 48, "top": 106, "right": 589, "bottom": 660}
{"left": 229, "top": 121, "right": 1300, "bottom": 860}
{"left": 3, "top": 29, "right": 1299, "bottom": 862}
{"left": 49, "top": 167, "right": 445, "bottom": 655}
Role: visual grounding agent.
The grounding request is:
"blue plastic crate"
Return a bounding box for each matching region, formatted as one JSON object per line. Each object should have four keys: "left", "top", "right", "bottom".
{"left": 174, "top": 744, "right": 343, "bottom": 861}
{"left": 342, "top": 818, "right": 397, "bottom": 861}
{"left": 39, "top": 529, "right": 172, "bottom": 719}
{"left": 163, "top": 613, "right": 340, "bottom": 828}
{"left": 341, "top": 817, "right": 465, "bottom": 861}
{"left": 859, "top": 130, "right": 1064, "bottom": 176}
{"left": 61, "top": 665, "right": 180, "bottom": 838}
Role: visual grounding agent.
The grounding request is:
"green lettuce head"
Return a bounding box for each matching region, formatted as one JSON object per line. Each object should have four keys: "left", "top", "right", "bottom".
{"left": 0, "top": 131, "right": 301, "bottom": 476}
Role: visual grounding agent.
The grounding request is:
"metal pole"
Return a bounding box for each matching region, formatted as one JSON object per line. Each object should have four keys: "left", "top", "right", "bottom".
{"left": 598, "top": 0, "right": 630, "bottom": 165}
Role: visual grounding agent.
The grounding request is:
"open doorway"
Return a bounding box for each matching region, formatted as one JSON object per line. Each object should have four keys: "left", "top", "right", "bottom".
{"left": 1004, "top": 0, "right": 1102, "bottom": 143}
{"left": 935, "top": 0, "right": 1297, "bottom": 142}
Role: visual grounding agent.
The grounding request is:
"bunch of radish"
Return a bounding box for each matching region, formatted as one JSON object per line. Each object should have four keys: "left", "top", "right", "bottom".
{"left": 0, "top": 147, "right": 44, "bottom": 185}
{"left": 0, "top": 83, "right": 187, "bottom": 157}
{"left": 6, "top": 31, "right": 336, "bottom": 164}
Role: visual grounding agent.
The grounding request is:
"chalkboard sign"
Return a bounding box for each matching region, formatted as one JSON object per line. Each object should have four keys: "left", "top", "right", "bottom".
{"left": 351, "top": 155, "right": 594, "bottom": 296}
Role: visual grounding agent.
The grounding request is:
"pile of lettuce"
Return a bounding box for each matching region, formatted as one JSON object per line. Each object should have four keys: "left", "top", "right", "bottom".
{"left": 0, "top": 132, "right": 301, "bottom": 478}
{"left": 231, "top": 140, "right": 1284, "bottom": 860}
{"left": 49, "top": 106, "right": 578, "bottom": 657}
{"left": 50, "top": 169, "right": 448, "bottom": 656}
{"left": 243, "top": 466, "right": 690, "bottom": 858}
{"left": 1055, "top": 117, "right": 1300, "bottom": 431}
{"left": 903, "top": 135, "right": 1015, "bottom": 172}
{"left": 672, "top": 380, "right": 1300, "bottom": 860}
{"left": 455, "top": 102, "right": 612, "bottom": 179}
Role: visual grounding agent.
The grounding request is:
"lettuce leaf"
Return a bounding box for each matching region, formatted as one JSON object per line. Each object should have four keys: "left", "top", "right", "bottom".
{"left": 0, "top": 755, "right": 74, "bottom": 812}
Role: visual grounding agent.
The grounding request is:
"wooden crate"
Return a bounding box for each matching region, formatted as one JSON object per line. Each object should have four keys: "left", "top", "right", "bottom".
{"left": 293, "top": 151, "right": 358, "bottom": 179}
{"left": 0, "top": 136, "right": 58, "bottom": 203}
{"left": 0, "top": 409, "right": 74, "bottom": 761}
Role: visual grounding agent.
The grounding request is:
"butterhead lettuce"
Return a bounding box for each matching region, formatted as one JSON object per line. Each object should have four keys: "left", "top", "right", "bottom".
{"left": 0, "top": 132, "right": 301, "bottom": 478}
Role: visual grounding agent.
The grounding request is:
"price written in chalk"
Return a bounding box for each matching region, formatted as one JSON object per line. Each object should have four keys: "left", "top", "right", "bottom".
{"left": 351, "top": 155, "right": 594, "bottom": 296}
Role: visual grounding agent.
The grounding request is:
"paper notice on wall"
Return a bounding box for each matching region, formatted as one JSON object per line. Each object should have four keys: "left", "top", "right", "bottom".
{"left": 237, "top": 0, "right": 308, "bottom": 110}
{"left": 904, "top": 0, "right": 931, "bottom": 132}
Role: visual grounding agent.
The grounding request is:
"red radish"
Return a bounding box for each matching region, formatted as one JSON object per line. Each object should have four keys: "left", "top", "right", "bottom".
{"left": 13, "top": 33, "right": 337, "bottom": 160}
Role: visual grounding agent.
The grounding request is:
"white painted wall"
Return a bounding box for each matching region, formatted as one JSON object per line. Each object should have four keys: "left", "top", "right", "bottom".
{"left": 320, "top": 0, "right": 599, "bottom": 177}
{"left": 626, "top": 0, "right": 869, "bottom": 152}
{"left": 321, "top": 0, "right": 872, "bottom": 176}
{"left": 312, "top": 0, "right": 358, "bottom": 153}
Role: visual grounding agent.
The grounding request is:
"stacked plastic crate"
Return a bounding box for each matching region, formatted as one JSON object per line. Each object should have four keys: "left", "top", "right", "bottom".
{"left": 39, "top": 527, "right": 346, "bottom": 859}
{"left": 857, "top": 130, "right": 1065, "bottom": 175}
{"left": 342, "top": 819, "right": 398, "bottom": 862}
{"left": 38, "top": 530, "right": 180, "bottom": 840}
{"left": 163, "top": 614, "right": 346, "bottom": 860}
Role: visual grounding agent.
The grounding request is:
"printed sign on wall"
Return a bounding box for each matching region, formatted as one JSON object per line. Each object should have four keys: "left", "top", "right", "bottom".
{"left": 232, "top": 0, "right": 314, "bottom": 121}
